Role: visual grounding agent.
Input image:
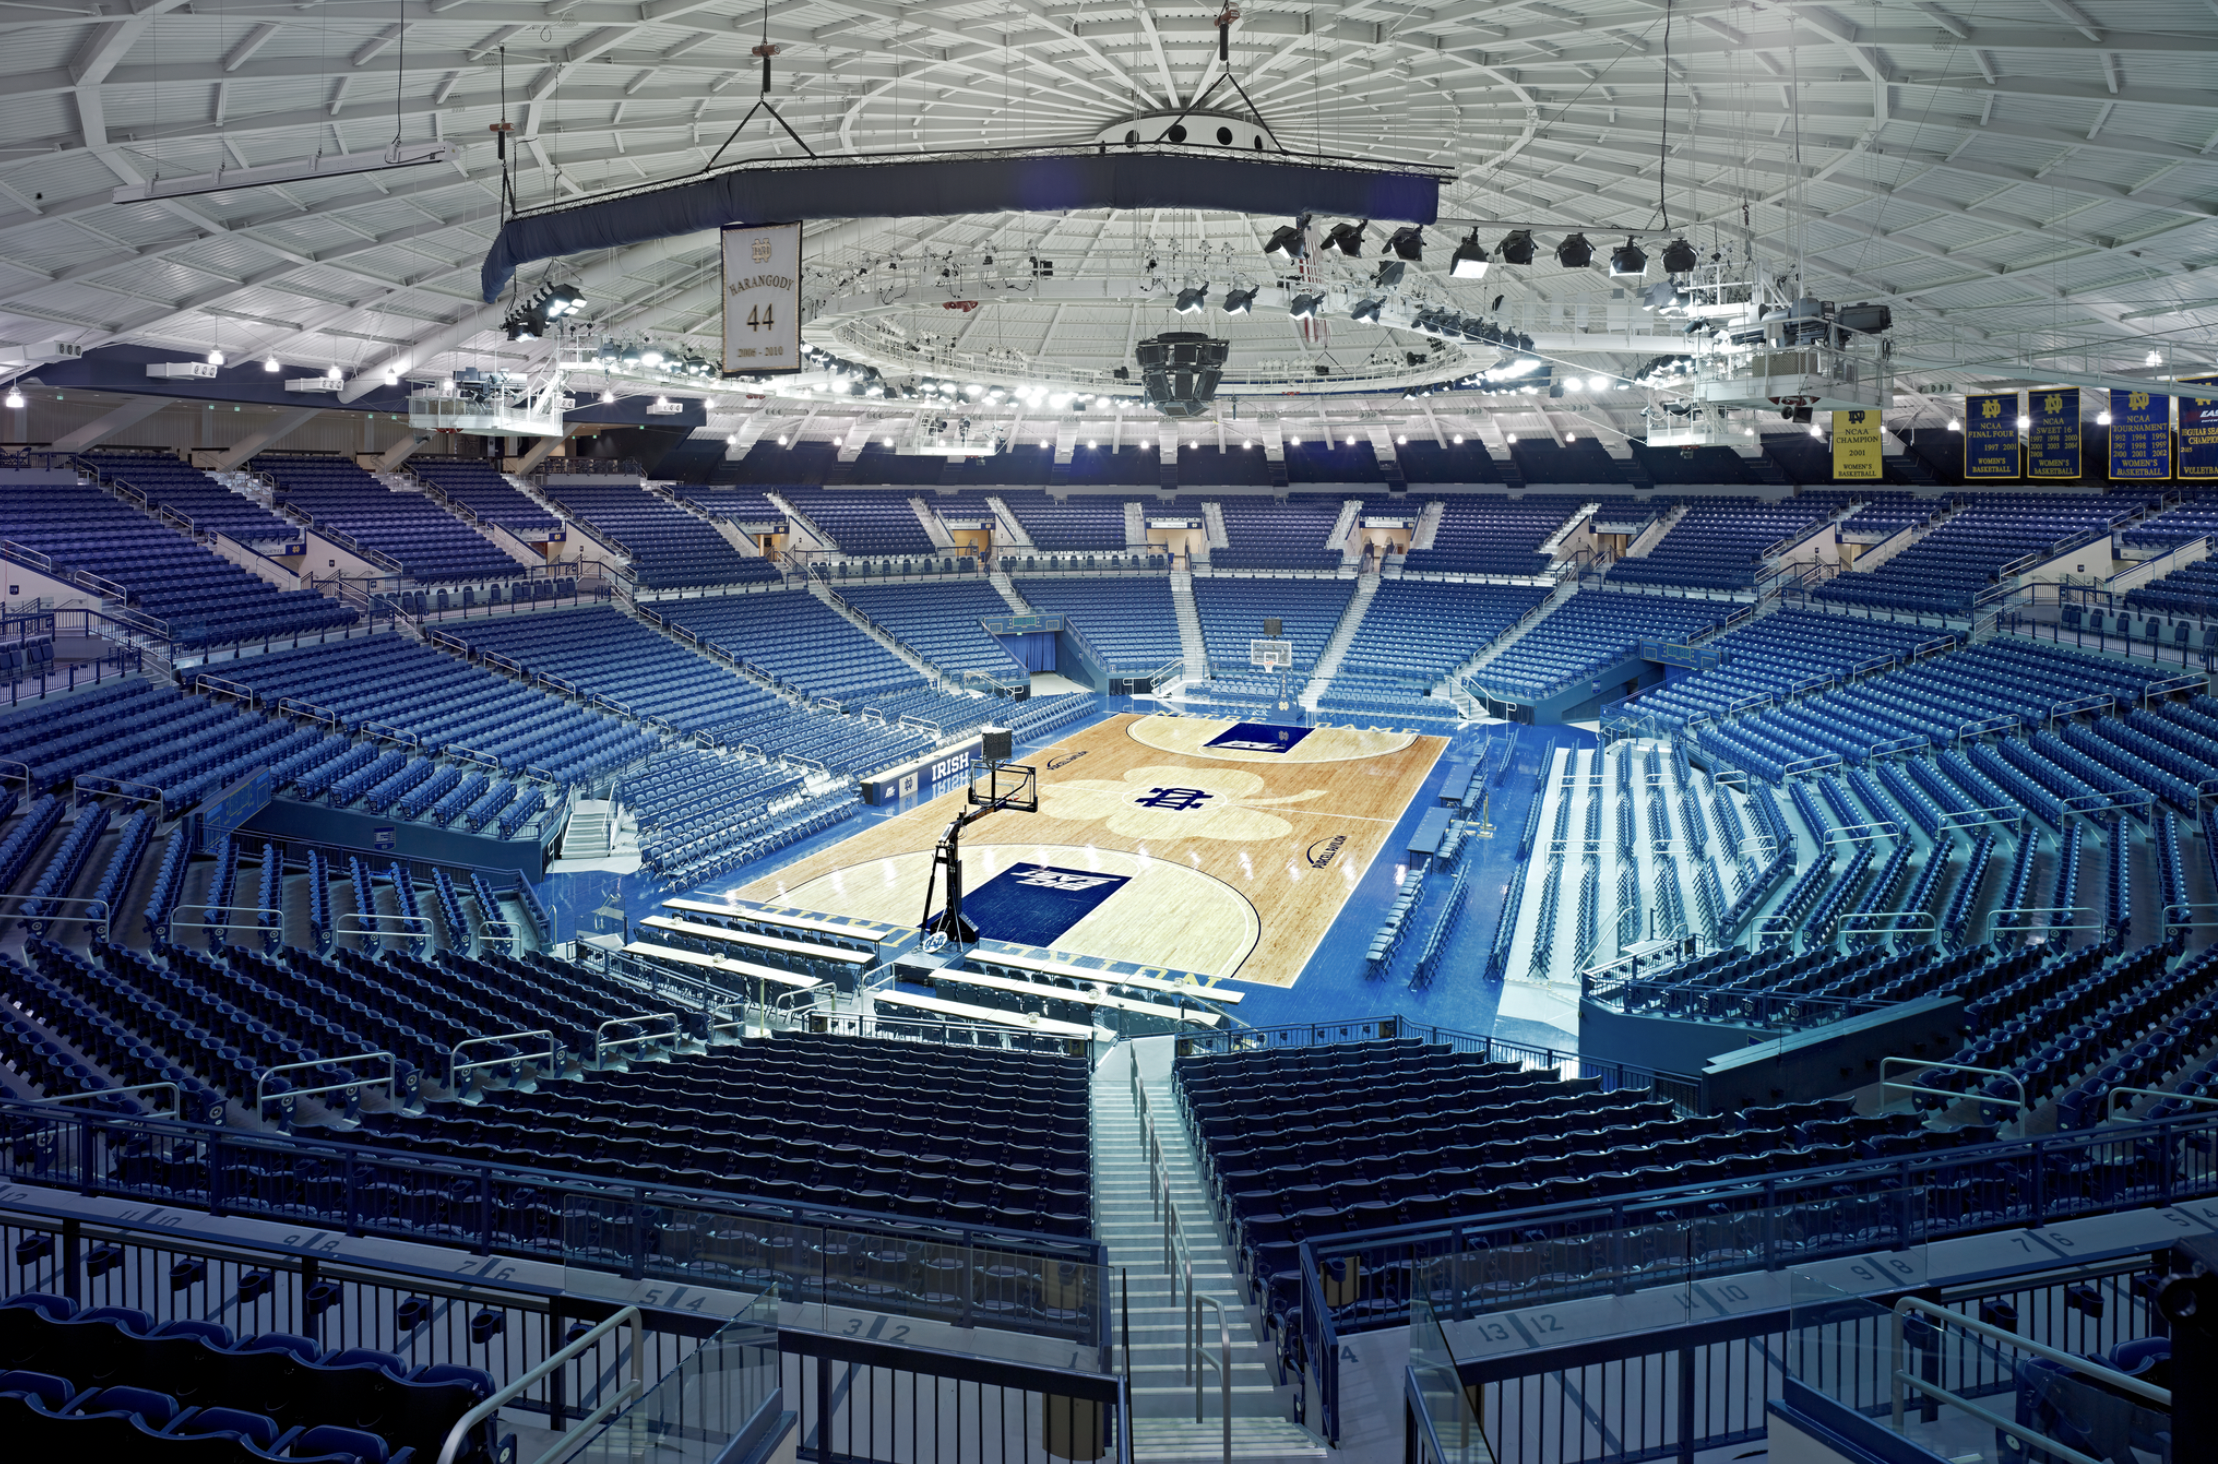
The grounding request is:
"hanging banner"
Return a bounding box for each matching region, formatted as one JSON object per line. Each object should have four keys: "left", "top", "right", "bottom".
{"left": 2108, "top": 387, "right": 2171, "bottom": 480}
{"left": 721, "top": 221, "right": 803, "bottom": 376}
{"left": 1832, "top": 409, "right": 1882, "bottom": 479}
{"left": 1964, "top": 393, "right": 2019, "bottom": 479}
{"left": 2181, "top": 377, "right": 2218, "bottom": 481}
{"left": 2027, "top": 388, "right": 2081, "bottom": 479}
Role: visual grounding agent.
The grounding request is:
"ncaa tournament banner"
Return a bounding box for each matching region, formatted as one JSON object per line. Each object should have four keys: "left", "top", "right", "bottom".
{"left": 2182, "top": 378, "right": 2218, "bottom": 481}
{"left": 2108, "top": 387, "right": 2171, "bottom": 480}
{"left": 2027, "top": 388, "right": 2081, "bottom": 479}
{"left": 1964, "top": 393, "right": 2020, "bottom": 479}
{"left": 1832, "top": 409, "right": 1882, "bottom": 479}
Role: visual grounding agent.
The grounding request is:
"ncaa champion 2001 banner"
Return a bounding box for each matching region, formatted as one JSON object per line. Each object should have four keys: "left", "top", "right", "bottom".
{"left": 722, "top": 221, "right": 802, "bottom": 375}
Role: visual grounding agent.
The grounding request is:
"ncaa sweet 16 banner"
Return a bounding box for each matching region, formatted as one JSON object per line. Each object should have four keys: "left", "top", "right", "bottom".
{"left": 2028, "top": 388, "right": 2080, "bottom": 480}
{"left": 722, "top": 221, "right": 802, "bottom": 375}
{"left": 2183, "top": 378, "right": 2218, "bottom": 481}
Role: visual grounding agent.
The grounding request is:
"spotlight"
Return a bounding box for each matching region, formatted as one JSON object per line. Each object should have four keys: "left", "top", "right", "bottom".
{"left": 262, "top": 357, "right": 279, "bottom": 372}
{"left": 620, "top": 343, "right": 643, "bottom": 366}
{"left": 382, "top": 367, "right": 399, "bottom": 385}
{"left": 1322, "top": 220, "right": 1367, "bottom": 257}
{"left": 2147, "top": 350, "right": 2162, "bottom": 366}
{"left": 504, "top": 312, "right": 538, "bottom": 342}
{"left": 2098, "top": 410, "right": 2113, "bottom": 425}
{"left": 543, "top": 283, "right": 586, "bottom": 318}
{"left": 1556, "top": 234, "right": 1593, "bottom": 268}
{"left": 1175, "top": 285, "right": 1209, "bottom": 314}
{"left": 206, "top": 348, "right": 225, "bottom": 366}
{"left": 1948, "top": 419, "right": 1961, "bottom": 431}
{"left": 3, "top": 388, "right": 21, "bottom": 409}
{"left": 1288, "top": 293, "right": 1320, "bottom": 320}
{"left": 1396, "top": 434, "right": 1408, "bottom": 444}
{"left": 1349, "top": 297, "right": 1384, "bottom": 324}
{"left": 1450, "top": 231, "right": 1490, "bottom": 279}
{"left": 1374, "top": 260, "right": 1406, "bottom": 288}
{"left": 326, "top": 364, "right": 343, "bottom": 381}
{"left": 640, "top": 346, "right": 665, "bottom": 367}
{"left": 1564, "top": 433, "right": 1576, "bottom": 443}
{"left": 1453, "top": 434, "right": 1465, "bottom": 443}
{"left": 2017, "top": 414, "right": 2032, "bottom": 430}
{"left": 1504, "top": 433, "right": 1515, "bottom": 443}
{"left": 1498, "top": 230, "right": 1536, "bottom": 266}
{"left": 1263, "top": 215, "right": 1310, "bottom": 262}
{"left": 1808, "top": 424, "right": 1821, "bottom": 438}
{"left": 1386, "top": 226, "right": 1425, "bottom": 262}
{"left": 1660, "top": 238, "right": 1698, "bottom": 274}
{"left": 600, "top": 389, "right": 615, "bottom": 403}
{"left": 1608, "top": 239, "right": 1647, "bottom": 276}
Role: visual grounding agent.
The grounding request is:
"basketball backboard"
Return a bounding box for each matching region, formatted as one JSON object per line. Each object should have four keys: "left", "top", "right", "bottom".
{"left": 1249, "top": 638, "right": 1294, "bottom": 671}
{"left": 968, "top": 759, "right": 1040, "bottom": 812}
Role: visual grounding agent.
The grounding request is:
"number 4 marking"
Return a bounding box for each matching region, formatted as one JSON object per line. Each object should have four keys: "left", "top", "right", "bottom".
{"left": 747, "top": 303, "right": 775, "bottom": 332}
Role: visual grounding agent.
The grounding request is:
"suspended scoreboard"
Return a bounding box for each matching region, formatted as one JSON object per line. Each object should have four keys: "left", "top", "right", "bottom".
{"left": 722, "top": 221, "right": 802, "bottom": 375}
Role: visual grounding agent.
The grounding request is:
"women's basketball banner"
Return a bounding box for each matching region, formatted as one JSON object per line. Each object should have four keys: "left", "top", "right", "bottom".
{"left": 1963, "top": 393, "right": 2019, "bottom": 479}
{"left": 2108, "top": 387, "right": 2171, "bottom": 480}
{"left": 1832, "top": 409, "right": 1882, "bottom": 479}
{"left": 2181, "top": 378, "right": 2218, "bottom": 481}
{"left": 2027, "top": 388, "right": 2081, "bottom": 479}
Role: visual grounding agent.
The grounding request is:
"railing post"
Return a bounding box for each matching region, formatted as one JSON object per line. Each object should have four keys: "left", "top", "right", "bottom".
{"left": 60, "top": 1216, "right": 80, "bottom": 1305}
{"left": 1676, "top": 1341, "right": 1697, "bottom": 1464}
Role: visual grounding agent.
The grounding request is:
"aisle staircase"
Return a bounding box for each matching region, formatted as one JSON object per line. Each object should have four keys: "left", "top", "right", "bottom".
{"left": 1170, "top": 571, "right": 1210, "bottom": 682}
{"left": 1299, "top": 572, "right": 1379, "bottom": 710}
{"left": 1097, "top": 1040, "right": 1325, "bottom": 1462}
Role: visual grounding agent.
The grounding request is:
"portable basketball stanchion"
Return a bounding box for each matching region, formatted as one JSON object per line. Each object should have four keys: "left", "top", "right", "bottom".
{"left": 919, "top": 724, "right": 1038, "bottom": 947}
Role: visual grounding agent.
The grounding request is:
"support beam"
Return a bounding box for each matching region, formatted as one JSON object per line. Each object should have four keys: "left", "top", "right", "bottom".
{"left": 376, "top": 432, "right": 432, "bottom": 472}
{"left": 49, "top": 394, "right": 173, "bottom": 452}
{"left": 214, "top": 406, "right": 324, "bottom": 472}
{"left": 514, "top": 426, "right": 585, "bottom": 475}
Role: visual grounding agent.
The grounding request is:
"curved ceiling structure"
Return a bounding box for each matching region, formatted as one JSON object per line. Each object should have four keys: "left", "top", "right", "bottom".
{"left": 0, "top": 0, "right": 2212, "bottom": 444}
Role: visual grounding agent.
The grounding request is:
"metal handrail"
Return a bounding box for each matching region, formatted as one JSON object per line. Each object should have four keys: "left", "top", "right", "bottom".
{"left": 2109, "top": 1085, "right": 2218, "bottom": 1119}
{"left": 1986, "top": 903, "right": 2103, "bottom": 938}
{"left": 254, "top": 1051, "right": 397, "bottom": 1112}
{"left": 33, "top": 1081, "right": 179, "bottom": 1119}
{"left": 1889, "top": 1295, "right": 2166, "bottom": 1464}
{"left": 165, "top": 901, "right": 281, "bottom": 944}
{"left": 0, "top": 893, "right": 113, "bottom": 936}
{"left": 1188, "top": 1287, "right": 1232, "bottom": 1464}
{"left": 446, "top": 1029, "right": 560, "bottom": 1091}
{"left": 594, "top": 1011, "right": 679, "bottom": 1062}
{"left": 437, "top": 1304, "right": 644, "bottom": 1464}
{"left": 1880, "top": 1055, "right": 2027, "bottom": 1122}
{"left": 335, "top": 910, "right": 434, "bottom": 941}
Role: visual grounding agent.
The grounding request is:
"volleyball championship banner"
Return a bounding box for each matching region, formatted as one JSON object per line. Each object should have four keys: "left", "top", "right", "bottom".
{"left": 2181, "top": 378, "right": 2218, "bottom": 481}
{"left": 1964, "top": 393, "right": 2019, "bottom": 479}
{"left": 2027, "top": 388, "right": 2081, "bottom": 479}
{"left": 1832, "top": 409, "right": 1882, "bottom": 479}
{"left": 2108, "top": 387, "right": 2171, "bottom": 480}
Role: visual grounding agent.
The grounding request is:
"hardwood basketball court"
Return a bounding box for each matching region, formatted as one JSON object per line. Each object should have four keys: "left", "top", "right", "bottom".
{"left": 736, "top": 713, "right": 1446, "bottom": 987}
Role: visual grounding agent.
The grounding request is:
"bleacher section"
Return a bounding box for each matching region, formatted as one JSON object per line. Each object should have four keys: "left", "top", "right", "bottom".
{"left": 1190, "top": 576, "right": 1356, "bottom": 675}
{"left": 2125, "top": 555, "right": 2218, "bottom": 620}
{"left": 408, "top": 459, "right": 558, "bottom": 535}
{"left": 656, "top": 591, "right": 921, "bottom": 702}
{"left": 0, "top": 479, "right": 355, "bottom": 646}
{"left": 2120, "top": 494, "right": 2218, "bottom": 551}
{"left": 1402, "top": 494, "right": 1589, "bottom": 576}
{"left": 780, "top": 489, "right": 936, "bottom": 556}
{"left": 1471, "top": 591, "right": 1725, "bottom": 704}
{"left": 83, "top": 453, "right": 296, "bottom": 543}
{"left": 1212, "top": 499, "right": 1343, "bottom": 569}
{"left": 1008, "top": 494, "right": 1129, "bottom": 551}
{"left": 256, "top": 455, "right": 519, "bottom": 582}
{"left": 1609, "top": 500, "right": 1823, "bottom": 590}
{"left": 540, "top": 482, "right": 780, "bottom": 588}
{"left": 836, "top": 581, "right": 1027, "bottom": 682}
{"left": 2, "top": 677, "right": 325, "bottom": 816}
{"left": 1012, "top": 576, "right": 1183, "bottom": 670}
{"left": 1815, "top": 495, "right": 2137, "bottom": 615}
{"left": 1614, "top": 610, "right": 1942, "bottom": 729}
{"left": 1336, "top": 580, "right": 1548, "bottom": 683}
{"left": 621, "top": 747, "right": 859, "bottom": 887}
{"left": 676, "top": 487, "right": 786, "bottom": 522}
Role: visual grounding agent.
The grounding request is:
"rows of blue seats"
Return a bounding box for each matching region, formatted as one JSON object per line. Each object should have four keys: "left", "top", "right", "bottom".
{"left": 1814, "top": 496, "right": 2132, "bottom": 615}
{"left": 1314, "top": 679, "right": 1462, "bottom": 730}
{"left": 2124, "top": 556, "right": 2218, "bottom": 619}
{"left": 657, "top": 590, "right": 921, "bottom": 703}
{"left": 1617, "top": 610, "right": 1941, "bottom": 729}
{"left": 1191, "top": 576, "right": 1355, "bottom": 674}
{"left": 1012, "top": 576, "right": 1183, "bottom": 669}
{"left": 676, "top": 487, "right": 785, "bottom": 522}
{"left": 651, "top": 788, "right": 862, "bottom": 889}
{"left": 255, "top": 457, "right": 518, "bottom": 583}
{"left": 83, "top": 453, "right": 296, "bottom": 543}
{"left": 837, "top": 581, "right": 1028, "bottom": 680}
{"left": 1471, "top": 591, "right": 1724, "bottom": 703}
{"left": 0, "top": 480, "right": 354, "bottom": 646}
{"left": 1338, "top": 580, "right": 1548, "bottom": 684}
{"left": 541, "top": 482, "right": 780, "bottom": 588}
{"left": 213, "top": 634, "right": 654, "bottom": 784}
{"left": 1401, "top": 494, "right": 1597, "bottom": 576}
{"left": 1, "top": 678, "right": 307, "bottom": 811}
{"left": 1213, "top": 500, "right": 1343, "bottom": 570}
{"left": 779, "top": 489, "right": 936, "bottom": 556}
{"left": 406, "top": 459, "right": 556, "bottom": 535}
{"left": 0, "top": 1290, "right": 492, "bottom": 1463}
{"left": 1009, "top": 495, "right": 1129, "bottom": 551}
{"left": 1609, "top": 501, "right": 1823, "bottom": 590}
{"left": 2118, "top": 493, "right": 2218, "bottom": 551}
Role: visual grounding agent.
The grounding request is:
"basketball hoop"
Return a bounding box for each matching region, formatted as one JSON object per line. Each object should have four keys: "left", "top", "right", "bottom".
{"left": 920, "top": 726, "right": 1037, "bottom": 945}
{"left": 1250, "top": 637, "right": 1295, "bottom": 711}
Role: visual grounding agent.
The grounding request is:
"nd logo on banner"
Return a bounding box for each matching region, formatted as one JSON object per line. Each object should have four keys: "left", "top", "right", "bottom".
{"left": 1832, "top": 409, "right": 1882, "bottom": 479}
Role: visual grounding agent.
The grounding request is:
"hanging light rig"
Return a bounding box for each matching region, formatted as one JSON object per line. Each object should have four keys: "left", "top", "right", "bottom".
{"left": 491, "top": 46, "right": 516, "bottom": 218}
{"left": 703, "top": 1, "right": 817, "bottom": 170}
{"left": 1152, "top": 7, "right": 1285, "bottom": 150}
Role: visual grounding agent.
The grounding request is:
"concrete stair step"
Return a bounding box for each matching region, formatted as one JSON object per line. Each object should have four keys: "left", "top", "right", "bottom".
{"left": 1129, "top": 1417, "right": 1326, "bottom": 1462}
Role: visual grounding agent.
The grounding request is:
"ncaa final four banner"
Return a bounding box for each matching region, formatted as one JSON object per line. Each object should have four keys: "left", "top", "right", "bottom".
{"left": 2108, "top": 387, "right": 2171, "bottom": 480}
{"left": 1963, "top": 392, "right": 2020, "bottom": 479}
{"left": 2182, "top": 378, "right": 2218, "bottom": 482}
{"left": 722, "top": 221, "right": 802, "bottom": 375}
{"left": 2027, "top": 388, "right": 2081, "bottom": 480}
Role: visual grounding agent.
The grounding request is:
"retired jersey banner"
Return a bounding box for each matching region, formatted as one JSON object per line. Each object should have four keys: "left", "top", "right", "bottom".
{"left": 2109, "top": 387, "right": 2171, "bottom": 480}
{"left": 2027, "top": 388, "right": 2081, "bottom": 479}
{"left": 721, "top": 221, "right": 802, "bottom": 375}
{"left": 1964, "top": 393, "right": 2020, "bottom": 479}
{"left": 2181, "top": 378, "right": 2218, "bottom": 481}
{"left": 1832, "top": 409, "right": 1882, "bottom": 479}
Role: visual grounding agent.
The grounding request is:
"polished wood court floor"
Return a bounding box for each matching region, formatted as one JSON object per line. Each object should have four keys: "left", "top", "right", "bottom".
{"left": 736, "top": 713, "right": 1445, "bottom": 987}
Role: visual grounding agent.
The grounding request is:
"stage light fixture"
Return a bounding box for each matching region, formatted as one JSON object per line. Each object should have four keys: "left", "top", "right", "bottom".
{"left": 1175, "top": 285, "right": 1209, "bottom": 314}
{"left": 640, "top": 346, "right": 666, "bottom": 367}
{"left": 1349, "top": 297, "right": 1384, "bottom": 324}
{"left": 4, "top": 388, "right": 21, "bottom": 409}
{"left": 1222, "top": 287, "right": 1259, "bottom": 316}
{"left": 543, "top": 284, "right": 586, "bottom": 318}
{"left": 2098, "top": 410, "right": 2113, "bottom": 425}
{"left": 1263, "top": 214, "right": 1311, "bottom": 262}
{"left": 1609, "top": 239, "right": 1647, "bottom": 276}
{"left": 262, "top": 357, "right": 279, "bottom": 372}
{"left": 1556, "top": 234, "right": 1593, "bottom": 268}
{"left": 1288, "top": 293, "right": 1320, "bottom": 320}
{"left": 1386, "top": 226, "right": 1425, "bottom": 262}
{"left": 1449, "top": 232, "right": 1489, "bottom": 279}
{"left": 2017, "top": 414, "right": 2032, "bottom": 430}
{"left": 1322, "top": 220, "right": 1367, "bottom": 257}
{"left": 600, "top": 389, "right": 615, "bottom": 403}
{"left": 1374, "top": 260, "right": 1406, "bottom": 288}
{"left": 1497, "top": 230, "right": 1536, "bottom": 266}
{"left": 1660, "top": 238, "right": 1698, "bottom": 273}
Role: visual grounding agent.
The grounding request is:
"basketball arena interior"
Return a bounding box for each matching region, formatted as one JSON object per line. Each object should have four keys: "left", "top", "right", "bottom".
{"left": 3, "top": 2, "right": 2218, "bottom": 1461}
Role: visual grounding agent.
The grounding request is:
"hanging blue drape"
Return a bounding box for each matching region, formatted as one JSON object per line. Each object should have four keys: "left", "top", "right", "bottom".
{"left": 996, "top": 631, "right": 1056, "bottom": 673}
